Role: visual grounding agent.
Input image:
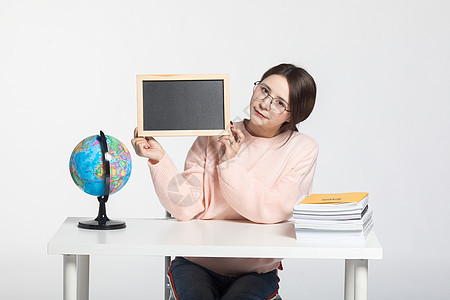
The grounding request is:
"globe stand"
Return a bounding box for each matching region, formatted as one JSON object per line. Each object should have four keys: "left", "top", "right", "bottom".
{"left": 77, "top": 130, "right": 126, "bottom": 230}
{"left": 78, "top": 195, "right": 126, "bottom": 230}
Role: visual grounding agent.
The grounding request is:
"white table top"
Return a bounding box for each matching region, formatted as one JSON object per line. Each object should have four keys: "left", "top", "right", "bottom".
{"left": 47, "top": 217, "right": 382, "bottom": 259}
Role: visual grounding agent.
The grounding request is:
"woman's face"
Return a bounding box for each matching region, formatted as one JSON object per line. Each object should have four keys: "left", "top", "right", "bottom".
{"left": 248, "top": 74, "right": 291, "bottom": 137}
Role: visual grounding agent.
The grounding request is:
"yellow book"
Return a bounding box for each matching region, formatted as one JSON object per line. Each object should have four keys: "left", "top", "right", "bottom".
{"left": 299, "top": 192, "right": 369, "bottom": 205}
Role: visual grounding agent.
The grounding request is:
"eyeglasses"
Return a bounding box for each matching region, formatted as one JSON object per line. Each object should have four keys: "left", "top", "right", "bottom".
{"left": 253, "top": 81, "right": 291, "bottom": 115}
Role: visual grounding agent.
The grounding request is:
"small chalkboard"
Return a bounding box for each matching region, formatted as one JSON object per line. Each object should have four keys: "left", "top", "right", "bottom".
{"left": 137, "top": 74, "right": 230, "bottom": 137}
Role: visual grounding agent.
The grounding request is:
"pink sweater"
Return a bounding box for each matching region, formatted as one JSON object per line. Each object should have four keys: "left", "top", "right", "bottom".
{"left": 148, "top": 120, "right": 318, "bottom": 276}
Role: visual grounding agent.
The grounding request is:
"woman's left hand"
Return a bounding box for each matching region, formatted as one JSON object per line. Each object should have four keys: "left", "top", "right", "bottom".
{"left": 218, "top": 123, "right": 245, "bottom": 165}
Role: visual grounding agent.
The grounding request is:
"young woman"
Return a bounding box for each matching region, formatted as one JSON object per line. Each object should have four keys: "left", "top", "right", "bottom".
{"left": 131, "top": 63, "right": 318, "bottom": 299}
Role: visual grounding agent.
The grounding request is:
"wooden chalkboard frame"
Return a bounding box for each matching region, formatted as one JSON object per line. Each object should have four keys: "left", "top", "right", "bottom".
{"left": 137, "top": 74, "right": 230, "bottom": 137}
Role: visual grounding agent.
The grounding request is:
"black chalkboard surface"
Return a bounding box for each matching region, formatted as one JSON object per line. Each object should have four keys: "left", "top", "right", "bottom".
{"left": 137, "top": 74, "right": 230, "bottom": 137}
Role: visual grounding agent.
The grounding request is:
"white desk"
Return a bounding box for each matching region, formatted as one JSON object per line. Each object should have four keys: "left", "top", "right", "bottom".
{"left": 48, "top": 217, "right": 382, "bottom": 300}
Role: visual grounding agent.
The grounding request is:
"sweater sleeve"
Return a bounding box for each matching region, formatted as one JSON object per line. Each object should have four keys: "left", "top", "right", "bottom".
{"left": 217, "top": 143, "right": 319, "bottom": 224}
{"left": 148, "top": 137, "right": 207, "bottom": 221}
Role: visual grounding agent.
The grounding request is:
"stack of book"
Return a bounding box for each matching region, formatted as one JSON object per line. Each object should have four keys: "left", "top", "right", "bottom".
{"left": 293, "top": 192, "right": 373, "bottom": 241}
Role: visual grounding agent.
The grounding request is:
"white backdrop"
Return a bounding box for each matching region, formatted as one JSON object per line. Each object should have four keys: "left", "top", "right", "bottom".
{"left": 1, "top": 0, "right": 449, "bottom": 299}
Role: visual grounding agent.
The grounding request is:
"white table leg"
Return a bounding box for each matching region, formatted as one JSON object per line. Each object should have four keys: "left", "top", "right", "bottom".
{"left": 77, "top": 255, "right": 90, "bottom": 300}
{"left": 64, "top": 255, "right": 77, "bottom": 300}
{"left": 344, "top": 259, "right": 355, "bottom": 300}
{"left": 354, "top": 259, "right": 368, "bottom": 300}
{"left": 63, "top": 255, "right": 90, "bottom": 300}
{"left": 165, "top": 256, "right": 171, "bottom": 300}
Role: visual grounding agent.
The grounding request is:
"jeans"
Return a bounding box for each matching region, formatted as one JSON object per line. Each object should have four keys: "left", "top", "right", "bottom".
{"left": 167, "top": 257, "right": 279, "bottom": 300}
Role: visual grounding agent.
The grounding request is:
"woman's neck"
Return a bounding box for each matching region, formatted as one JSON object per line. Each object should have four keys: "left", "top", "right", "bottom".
{"left": 243, "top": 119, "right": 280, "bottom": 138}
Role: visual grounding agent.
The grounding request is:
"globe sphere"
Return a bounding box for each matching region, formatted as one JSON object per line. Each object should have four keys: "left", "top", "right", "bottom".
{"left": 69, "top": 134, "right": 132, "bottom": 197}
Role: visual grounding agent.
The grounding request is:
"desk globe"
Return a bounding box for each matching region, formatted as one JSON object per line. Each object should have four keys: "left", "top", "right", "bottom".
{"left": 69, "top": 131, "right": 132, "bottom": 229}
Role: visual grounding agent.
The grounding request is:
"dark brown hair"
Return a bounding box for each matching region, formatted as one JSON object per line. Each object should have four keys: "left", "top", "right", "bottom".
{"left": 260, "top": 63, "right": 316, "bottom": 140}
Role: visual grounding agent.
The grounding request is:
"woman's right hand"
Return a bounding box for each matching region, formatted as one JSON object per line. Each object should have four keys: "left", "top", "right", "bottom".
{"left": 131, "top": 128, "right": 165, "bottom": 164}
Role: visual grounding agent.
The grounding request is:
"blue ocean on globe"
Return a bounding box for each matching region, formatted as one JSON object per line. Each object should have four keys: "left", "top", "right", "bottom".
{"left": 69, "top": 134, "right": 132, "bottom": 197}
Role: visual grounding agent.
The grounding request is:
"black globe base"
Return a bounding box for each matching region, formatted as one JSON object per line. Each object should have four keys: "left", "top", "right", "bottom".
{"left": 77, "top": 195, "right": 126, "bottom": 230}
{"left": 78, "top": 219, "right": 126, "bottom": 230}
